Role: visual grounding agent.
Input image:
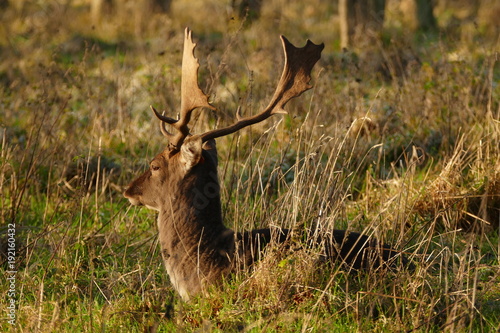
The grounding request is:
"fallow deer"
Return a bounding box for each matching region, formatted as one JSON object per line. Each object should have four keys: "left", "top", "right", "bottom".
{"left": 124, "top": 28, "right": 405, "bottom": 301}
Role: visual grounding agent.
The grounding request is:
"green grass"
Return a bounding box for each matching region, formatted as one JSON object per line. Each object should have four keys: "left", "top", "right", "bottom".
{"left": 1, "top": 1, "right": 500, "bottom": 332}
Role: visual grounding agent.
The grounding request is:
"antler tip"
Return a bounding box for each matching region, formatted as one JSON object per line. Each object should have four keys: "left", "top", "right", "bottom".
{"left": 273, "top": 109, "right": 288, "bottom": 115}
{"left": 150, "top": 105, "right": 165, "bottom": 118}
{"left": 185, "top": 27, "right": 193, "bottom": 43}
{"left": 306, "top": 39, "right": 325, "bottom": 52}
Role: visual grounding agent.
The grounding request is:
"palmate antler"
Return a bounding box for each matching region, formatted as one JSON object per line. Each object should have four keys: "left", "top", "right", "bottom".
{"left": 152, "top": 28, "right": 324, "bottom": 150}
{"left": 151, "top": 28, "right": 216, "bottom": 150}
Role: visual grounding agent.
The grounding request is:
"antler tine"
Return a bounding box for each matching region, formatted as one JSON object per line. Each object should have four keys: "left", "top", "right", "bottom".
{"left": 199, "top": 36, "right": 323, "bottom": 143}
{"left": 154, "top": 27, "right": 215, "bottom": 150}
{"left": 151, "top": 106, "right": 177, "bottom": 138}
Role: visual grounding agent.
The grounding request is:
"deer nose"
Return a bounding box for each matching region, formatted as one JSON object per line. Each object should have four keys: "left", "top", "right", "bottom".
{"left": 126, "top": 196, "right": 143, "bottom": 206}
{"left": 124, "top": 185, "right": 143, "bottom": 206}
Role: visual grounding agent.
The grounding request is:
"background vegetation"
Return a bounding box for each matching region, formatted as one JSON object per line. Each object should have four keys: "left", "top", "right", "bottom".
{"left": 1, "top": 0, "right": 499, "bottom": 331}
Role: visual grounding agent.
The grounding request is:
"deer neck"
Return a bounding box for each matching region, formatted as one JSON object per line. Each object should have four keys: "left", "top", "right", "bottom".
{"left": 157, "top": 179, "right": 228, "bottom": 240}
{"left": 156, "top": 155, "right": 234, "bottom": 300}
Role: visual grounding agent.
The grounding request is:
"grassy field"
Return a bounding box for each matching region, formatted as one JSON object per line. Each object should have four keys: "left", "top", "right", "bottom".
{"left": 1, "top": 1, "right": 499, "bottom": 332}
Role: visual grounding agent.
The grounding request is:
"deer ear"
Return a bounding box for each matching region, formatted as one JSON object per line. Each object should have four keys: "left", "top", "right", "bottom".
{"left": 180, "top": 136, "right": 203, "bottom": 171}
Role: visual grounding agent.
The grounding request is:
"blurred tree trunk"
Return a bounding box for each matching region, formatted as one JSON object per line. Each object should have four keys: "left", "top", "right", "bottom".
{"left": 152, "top": 0, "right": 172, "bottom": 13}
{"left": 415, "top": 0, "right": 437, "bottom": 31}
{"left": 91, "top": 0, "right": 112, "bottom": 25}
{"left": 234, "top": 0, "right": 262, "bottom": 25}
{"left": 339, "top": 0, "right": 386, "bottom": 49}
{"left": 91, "top": 0, "right": 171, "bottom": 26}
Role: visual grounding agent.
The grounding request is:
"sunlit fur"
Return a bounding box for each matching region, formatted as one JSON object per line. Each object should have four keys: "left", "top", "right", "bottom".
{"left": 125, "top": 137, "right": 406, "bottom": 301}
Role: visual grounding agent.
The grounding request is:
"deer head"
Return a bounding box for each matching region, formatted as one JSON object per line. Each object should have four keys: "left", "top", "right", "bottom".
{"left": 124, "top": 28, "right": 323, "bottom": 300}
{"left": 124, "top": 28, "right": 323, "bottom": 213}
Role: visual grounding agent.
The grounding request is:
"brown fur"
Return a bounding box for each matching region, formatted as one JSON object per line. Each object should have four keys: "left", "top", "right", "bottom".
{"left": 124, "top": 29, "right": 407, "bottom": 301}
{"left": 125, "top": 138, "right": 405, "bottom": 300}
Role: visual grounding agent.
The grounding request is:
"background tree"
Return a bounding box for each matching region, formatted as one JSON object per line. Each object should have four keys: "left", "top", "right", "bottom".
{"left": 415, "top": 0, "right": 437, "bottom": 31}
{"left": 235, "top": 0, "right": 262, "bottom": 24}
{"left": 339, "top": 0, "right": 386, "bottom": 49}
{"left": 91, "top": 0, "right": 172, "bottom": 26}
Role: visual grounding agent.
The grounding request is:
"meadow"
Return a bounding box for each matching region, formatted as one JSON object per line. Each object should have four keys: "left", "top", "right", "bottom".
{"left": 1, "top": 1, "right": 499, "bottom": 331}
